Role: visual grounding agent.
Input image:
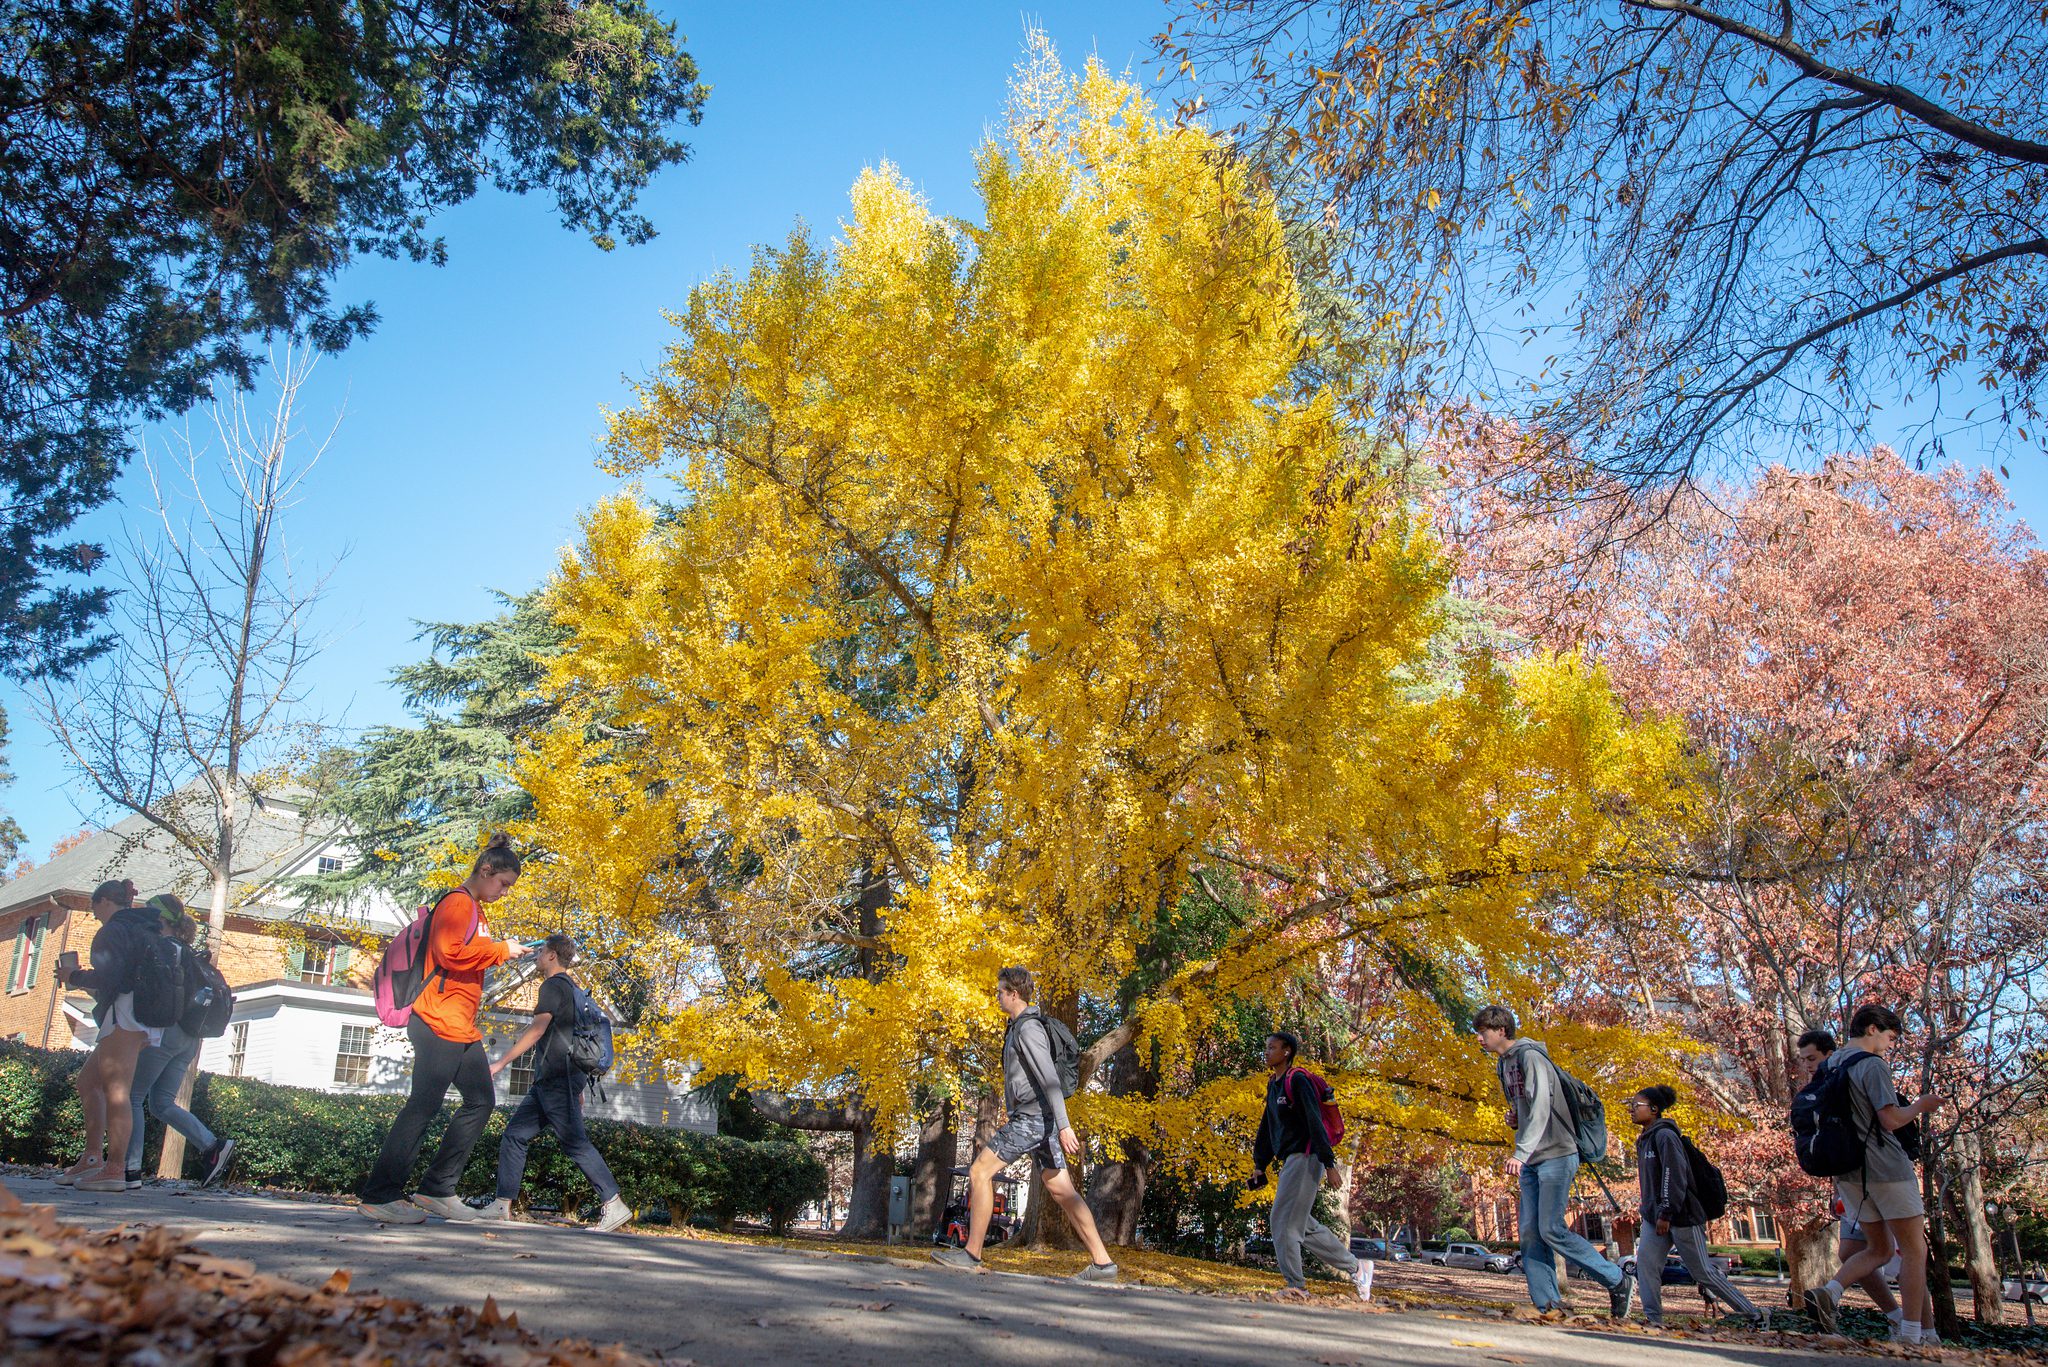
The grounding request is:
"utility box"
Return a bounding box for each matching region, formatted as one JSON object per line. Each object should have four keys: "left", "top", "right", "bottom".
{"left": 888, "top": 1176, "right": 912, "bottom": 1228}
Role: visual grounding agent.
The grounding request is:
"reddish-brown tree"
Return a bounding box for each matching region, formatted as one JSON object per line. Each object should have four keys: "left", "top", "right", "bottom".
{"left": 1441, "top": 441, "right": 2048, "bottom": 1324}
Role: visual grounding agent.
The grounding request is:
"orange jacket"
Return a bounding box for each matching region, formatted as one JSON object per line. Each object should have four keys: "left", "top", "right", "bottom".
{"left": 410, "top": 888, "right": 512, "bottom": 1044}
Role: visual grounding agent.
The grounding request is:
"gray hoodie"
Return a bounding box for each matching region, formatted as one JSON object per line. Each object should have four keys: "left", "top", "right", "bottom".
{"left": 1496, "top": 1038, "right": 1576, "bottom": 1166}
{"left": 1002, "top": 1007, "right": 1071, "bottom": 1133}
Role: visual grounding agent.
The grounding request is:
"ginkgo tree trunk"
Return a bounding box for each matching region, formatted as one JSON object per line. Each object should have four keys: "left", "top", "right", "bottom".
{"left": 505, "top": 38, "right": 1690, "bottom": 1235}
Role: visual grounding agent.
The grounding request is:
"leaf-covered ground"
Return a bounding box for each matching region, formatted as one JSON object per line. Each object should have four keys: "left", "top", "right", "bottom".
{"left": 0, "top": 1183, "right": 653, "bottom": 1365}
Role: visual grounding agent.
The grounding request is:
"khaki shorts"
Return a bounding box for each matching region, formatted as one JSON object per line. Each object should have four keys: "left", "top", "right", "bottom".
{"left": 1839, "top": 1177, "right": 1924, "bottom": 1224}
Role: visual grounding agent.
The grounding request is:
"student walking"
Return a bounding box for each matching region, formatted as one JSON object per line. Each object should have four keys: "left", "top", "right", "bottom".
{"left": 357, "top": 836, "right": 534, "bottom": 1224}
{"left": 1801, "top": 1006, "right": 1945, "bottom": 1346}
{"left": 477, "top": 934, "right": 631, "bottom": 1233}
{"left": 1625, "top": 1085, "right": 1764, "bottom": 1327}
{"left": 930, "top": 967, "right": 1118, "bottom": 1282}
{"left": 1473, "top": 1005, "right": 1632, "bottom": 1319}
{"left": 1251, "top": 1031, "right": 1373, "bottom": 1303}
{"left": 1795, "top": 1030, "right": 1906, "bottom": 1334}
{"left": 54, "top": 880, "right": 162, "bottom": 1192}
{"left": 124, "top": 901, "right": 236, "bottom": 1188}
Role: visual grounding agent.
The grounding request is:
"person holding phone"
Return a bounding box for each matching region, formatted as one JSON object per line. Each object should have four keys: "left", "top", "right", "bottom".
{"left": 357, "top": 835, "right": 535, "bottom": 1224}
{"left": 54, "top": 879, "right": 158, "bottom": 1191}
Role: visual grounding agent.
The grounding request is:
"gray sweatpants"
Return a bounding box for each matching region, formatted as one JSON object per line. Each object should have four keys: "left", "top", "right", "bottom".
{"left": 1635, "top": 1222, "right": 1758, "bottom": 1322}
{"left": 1273, "top": 1155, "right": 1358, "bottom": 1290}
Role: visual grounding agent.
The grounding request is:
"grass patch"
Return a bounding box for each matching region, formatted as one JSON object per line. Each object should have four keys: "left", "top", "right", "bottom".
{"left": 639, "top": 1226, "right": 1488, "bottom": 1306}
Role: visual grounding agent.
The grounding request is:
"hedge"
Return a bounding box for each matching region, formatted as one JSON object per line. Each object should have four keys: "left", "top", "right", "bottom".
{"left": 0, "top": 1040, "right": 824, "bottom": 1232}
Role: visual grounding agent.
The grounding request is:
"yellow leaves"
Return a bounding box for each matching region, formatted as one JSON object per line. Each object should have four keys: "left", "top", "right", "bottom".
{"left": 513, "top": 39, "right": 1689, "bottom": 1181}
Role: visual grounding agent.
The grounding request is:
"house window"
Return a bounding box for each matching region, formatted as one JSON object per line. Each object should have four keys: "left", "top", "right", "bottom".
{"left": 507, "top": 1048, "right": 536, "bottom": 1098}
{"left": 333, "top": 1024, "right": 374, "bottom": 1086}
{"left": 317, "top": 855, "right": 344, "bottom": 874}
{"left": 7, "top": 914, "right": 48, "bottom": 992}
{"left": 228, "top": 1022, "right": 249, "bottom": 1077}
{"left": 1734, "top": 1218, "right": 1752, "bottom": 1241}
{"left": 1754, "top": 1212, "right": 1777, "bottom": 1241}
{"left": 292, "top": 941, "right": 336, "bottom": 984}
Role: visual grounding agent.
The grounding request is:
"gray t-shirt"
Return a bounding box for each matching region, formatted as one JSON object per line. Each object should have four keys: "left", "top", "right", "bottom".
{"left": 1830, "top": 1045, "right": 1916, "bottom": 1184}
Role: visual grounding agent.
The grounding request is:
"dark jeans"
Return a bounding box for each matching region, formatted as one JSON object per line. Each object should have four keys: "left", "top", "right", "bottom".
{"left": 358, "top": 1016, "right": 494, "bottom": 1204}
{"left": 496, "top": 1073, "right": 618, "bottom": 1203}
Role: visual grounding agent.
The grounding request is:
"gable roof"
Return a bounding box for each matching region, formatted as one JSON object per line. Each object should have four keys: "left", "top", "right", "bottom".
{"left": 0, "top": 788, "right": 405, "bottom": 931}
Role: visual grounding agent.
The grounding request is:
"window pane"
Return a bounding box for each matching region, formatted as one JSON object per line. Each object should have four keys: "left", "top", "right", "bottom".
{"left": 228, "top": 1022, "right": 248, "bottom": 1077}
{"left": 333, "top": 1023, "right": 374, "bottom": 1086}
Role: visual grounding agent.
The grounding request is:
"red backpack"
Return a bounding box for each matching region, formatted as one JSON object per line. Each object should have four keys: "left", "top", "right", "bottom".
{"left": 1284, "top": 1067, "right": 1345, "bottom": 1150}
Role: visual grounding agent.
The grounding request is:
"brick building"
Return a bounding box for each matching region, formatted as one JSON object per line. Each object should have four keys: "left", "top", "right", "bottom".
{"left": 0, "top": 789, "right": 712, "bottom": 1131}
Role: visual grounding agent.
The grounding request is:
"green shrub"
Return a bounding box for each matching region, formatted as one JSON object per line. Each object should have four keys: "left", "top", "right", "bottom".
{"left": 1441, "top": 1225, "right": 1474, "bottom": 1242}
{"left": 0, "top": 1040, "right": 823, "bottom": 1224}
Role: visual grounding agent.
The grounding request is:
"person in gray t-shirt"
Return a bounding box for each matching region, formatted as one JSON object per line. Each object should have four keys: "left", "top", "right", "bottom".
{"left": 931, "top": 966, "right": 1119, "bottom": 1283}
{"left": 1802, "top": 1006, "right": 1945, "bottom": 1346}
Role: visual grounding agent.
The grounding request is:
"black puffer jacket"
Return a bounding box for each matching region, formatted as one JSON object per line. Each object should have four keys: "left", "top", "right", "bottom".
{"left": 69, "top": 906, "right": 161, "bottom": 1021}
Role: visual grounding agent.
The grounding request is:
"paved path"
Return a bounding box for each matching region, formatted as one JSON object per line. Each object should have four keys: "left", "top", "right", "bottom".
{"left": 19, "top": 1176, "right": 1879, "bottom": 1367}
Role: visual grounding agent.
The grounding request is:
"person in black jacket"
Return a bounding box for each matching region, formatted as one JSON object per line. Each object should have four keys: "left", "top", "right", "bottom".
{"left": 1627, "top": 1085, "right": 1763, "bottom": 1326}
{"left": 54, "top": 880, "right": 159, "bottom": 1192}
{"left": 1251, "top": 1031, "right": 1372, "bottom": 1302}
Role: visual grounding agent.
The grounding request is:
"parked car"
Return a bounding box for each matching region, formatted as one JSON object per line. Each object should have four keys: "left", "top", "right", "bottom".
{"left": 1619, "top": 1252, "right": 1740, "bottom": 1286}
{"left": 1418, "top": 1241, "right": 1449, "bottom": 1265}
{"left": 1348, "top": 1237, "right": 1409, "bottom": 1262}
{"left": 1442, "top": 1241, "right": 1518, "bottom": 1274}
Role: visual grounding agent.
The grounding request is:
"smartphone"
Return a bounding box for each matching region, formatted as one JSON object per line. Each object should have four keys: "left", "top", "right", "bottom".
{"left": 56, "top": 949, "right": 79, "bottom": 976}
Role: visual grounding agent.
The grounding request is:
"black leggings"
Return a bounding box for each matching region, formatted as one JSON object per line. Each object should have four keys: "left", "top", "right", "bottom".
{"left": 358, "top": 1016, "right": 495, "bottom": 1203}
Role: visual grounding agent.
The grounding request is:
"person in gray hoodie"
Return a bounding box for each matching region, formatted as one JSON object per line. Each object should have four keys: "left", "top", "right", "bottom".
{"left": 931, "top": 966, "right": 1118, "bottom": 1282}
{"left": 1475, "top": 1004, "right": 1631, "bottom": 1319}
{"left": 1626, "top": 1085, "right": 1763, "bottom": 1327}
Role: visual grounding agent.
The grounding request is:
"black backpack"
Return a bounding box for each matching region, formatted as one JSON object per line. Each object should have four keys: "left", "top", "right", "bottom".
{"left": 130, "top": 932, "right": 188, "bottom": 1029}
{"left": 1790, "top": 1052, "right": 1875, "bottom": 1176}
{"left": 563, "top": 982, "right": 614, "bottom": 1080}
{"left": 1680, "top": 1132, "right": 1729, "bottom": 1220}
{"left": 1012, "top": 1013, "right": 1081, "bottom": 1098}
{"left": 179, "top": 952, "right": 235, "bottom": 1038}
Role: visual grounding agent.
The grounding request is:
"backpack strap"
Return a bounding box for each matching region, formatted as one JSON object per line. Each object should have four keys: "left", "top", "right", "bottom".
{"left": 1011, "top": 1012, "right": 1058, "bottom": 1120}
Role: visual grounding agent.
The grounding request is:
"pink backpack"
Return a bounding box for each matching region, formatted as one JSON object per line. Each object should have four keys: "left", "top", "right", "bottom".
{"left": 372, "top": 892, "right": 471, "bottom": 1027}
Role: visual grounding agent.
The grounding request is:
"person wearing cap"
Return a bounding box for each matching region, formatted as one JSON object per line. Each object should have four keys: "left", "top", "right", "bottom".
{"left": 123, "top": 897, "right": 237, "bottom": 1189}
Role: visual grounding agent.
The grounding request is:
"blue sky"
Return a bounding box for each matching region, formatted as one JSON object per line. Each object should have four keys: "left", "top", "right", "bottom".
{"left": 4, "top": 1, "right": 2040, "bottom": 860}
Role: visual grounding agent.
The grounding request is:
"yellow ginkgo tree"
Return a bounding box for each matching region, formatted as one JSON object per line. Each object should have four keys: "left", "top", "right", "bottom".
{"left": 507, "top": 41, "right": 1690, "bottom": 1240}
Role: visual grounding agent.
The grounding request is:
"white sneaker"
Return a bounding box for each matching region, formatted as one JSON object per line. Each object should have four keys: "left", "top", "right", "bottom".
{"left": 410, "top": 1193, "right": 478, "bottom": 1222}
{"left": 358, "top": 1199, "right": 427, "bottom": 1225}
{"left": 472, "top": 1197, "right": 512, "bottom": 1222}
{"left": 590, "top": 1195, "right": 632, "bottom": 1233}
{"left": 1353, "top": 1259, "right": 1376, "bottom": 1301}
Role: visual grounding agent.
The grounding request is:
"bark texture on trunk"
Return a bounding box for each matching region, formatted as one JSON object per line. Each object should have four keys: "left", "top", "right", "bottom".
{"left": 1925, "top": 1152, "right": 1962, "bottom": 1338}
{"left": 1951, "top": 1137, "right": 2003, "bottom": 1325}
{"left": 749, "top": 1092, "right": 895, "bottom": 1240}
{"left": 1083, "top": 1037, "right": 1156, "bottom": 1247}
{"left": 909, "top": 1097, "right": 958, "bottom": 1237}
{"left": 1780, "top": 1216, "right": 1838, "bottom": 1301}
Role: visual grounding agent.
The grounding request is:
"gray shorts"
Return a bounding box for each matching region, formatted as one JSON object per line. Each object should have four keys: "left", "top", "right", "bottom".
{"left": 988, "top": 1110, "right": 1065, "bottom": 1172}
{"left": 1839, "top": 1177, "right": 1924, "bottom": 1224}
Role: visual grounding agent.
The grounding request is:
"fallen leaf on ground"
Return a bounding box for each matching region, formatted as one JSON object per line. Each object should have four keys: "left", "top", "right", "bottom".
{"left": 0, "top": 1189, "right": 661, "bottom": 1366}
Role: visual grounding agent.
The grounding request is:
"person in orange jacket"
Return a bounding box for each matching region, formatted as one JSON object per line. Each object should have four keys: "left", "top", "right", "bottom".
{"left": 357, "top": 834, "right": 534, "bottom": 1223}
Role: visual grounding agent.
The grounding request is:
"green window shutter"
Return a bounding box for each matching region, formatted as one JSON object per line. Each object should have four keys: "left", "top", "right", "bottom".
{"left": 334, "top": 943, "right": 354, "bottom": 983}
{"left": 6, "top": 924, "right": 21, "bottom": 991}
{"left": 287, "top": 944, "right": 306, "bottom": 980}
{"left": 25, "top": 918, "right": 46, "bottom": 988}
